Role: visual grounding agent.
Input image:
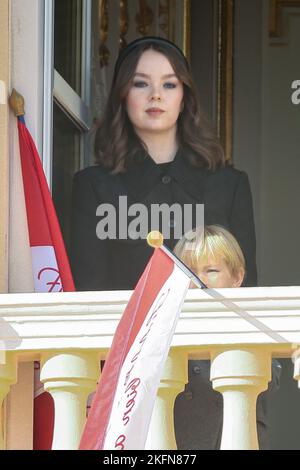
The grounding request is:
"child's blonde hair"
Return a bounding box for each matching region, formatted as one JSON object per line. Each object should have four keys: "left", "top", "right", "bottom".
{"left": 174, "top": 225, "right": 246, "bottom": 278}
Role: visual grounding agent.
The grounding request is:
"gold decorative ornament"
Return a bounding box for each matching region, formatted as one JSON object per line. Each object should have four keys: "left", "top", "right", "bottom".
{"left": 269, "top": 0, "right": 300, "bottom": 44}
{"left": 99, "top": 0, "right": 110, "bottom": 67}
{"left": 147, "top": 231, "right": 164, "bottom": 248}
{"left": 159, "top": 0, "right": 169, "bottom": 38}
{"left": 9, "top": 88, "right": 25, "bottom": 117}
{"left": 136, "top": 0, "right": 154, "bottom": 36}
{"left": 119, "top": 0, "right": 129, "bottom": 49}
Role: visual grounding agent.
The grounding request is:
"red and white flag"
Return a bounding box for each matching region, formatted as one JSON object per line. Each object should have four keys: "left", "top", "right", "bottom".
{"left": 79, "top": 247, "right": 190, "bottom": 450}
{"left": 16, "top": 114, "right": 75, "bottom": 450}
{"left": 17, "top": 117, "right": 75, "bottom": 293}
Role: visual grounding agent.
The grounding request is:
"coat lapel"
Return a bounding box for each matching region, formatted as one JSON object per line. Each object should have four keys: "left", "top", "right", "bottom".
{"left": 119, "top": 151, "right": 162, "bottom": 200}
{"left": 170, "top": 148, "right": 207, "bottom": 202}
{"left": 120, "top": 147, "right": 208, "bottom": 203}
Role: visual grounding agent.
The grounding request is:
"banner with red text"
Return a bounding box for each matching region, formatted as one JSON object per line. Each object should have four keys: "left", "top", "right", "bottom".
{"left": 79, "top": 248, "right": 190, "bottom": 450}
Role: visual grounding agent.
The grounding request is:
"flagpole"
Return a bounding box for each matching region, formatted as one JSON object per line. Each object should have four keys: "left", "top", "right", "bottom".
{"left": 146, "top": 231, "right": 207, "bottom": 289}
{"left": 9, "top": 88, "right": 75, "bottom": 450}
{"left": 147, "top": 232, "right": 290, "bottom": 344}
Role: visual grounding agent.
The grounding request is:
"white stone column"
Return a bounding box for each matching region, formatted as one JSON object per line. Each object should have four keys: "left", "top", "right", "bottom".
{"left": 0, "top": 353, "right": 17, "bottom": 449}
{"left": 6, "top": 362, "right": 34, "bottom": 449}
{"left": 40, "top": 351, "right": 100, "bottom": 450}
{"left": 292, "top": 348, "right": 300, "bottom": 390}
{"left": 210, "top": 348, "right": 271, "bottom": 450}
{"left": 145, "top": 349, "right": 188, "bottom": 450}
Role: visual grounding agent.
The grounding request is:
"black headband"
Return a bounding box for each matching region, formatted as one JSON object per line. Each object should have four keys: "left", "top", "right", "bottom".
{"left": 113, "top": 36, "right": 189, "bottom": 82}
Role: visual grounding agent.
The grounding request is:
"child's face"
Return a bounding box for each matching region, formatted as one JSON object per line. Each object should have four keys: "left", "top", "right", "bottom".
{"left": 189, "top": 255, "right": 244, "bottom": 289}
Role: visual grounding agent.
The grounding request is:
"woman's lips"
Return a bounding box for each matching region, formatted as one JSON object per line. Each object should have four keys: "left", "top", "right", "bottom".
{"left": 146, "top": 108, "right": 165, "bottom": 116}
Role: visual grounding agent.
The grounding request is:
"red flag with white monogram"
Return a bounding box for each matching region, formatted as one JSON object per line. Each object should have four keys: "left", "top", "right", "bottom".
{"left": 16, "top": 111, "right": 75, "bottom": 450}
{"left": 17, "top": 116, "right": 75, "bottom": 293}
{"left": 79, "top": 245, "right": 192, "bottom": 450}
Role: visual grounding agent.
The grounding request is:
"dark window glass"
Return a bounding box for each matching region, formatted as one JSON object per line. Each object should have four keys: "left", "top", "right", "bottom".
{"left": 52, "top": 102, "right": 81, "bottom": 250}
{"left": 54, "top": 0, "right": 82, "bottom": 95}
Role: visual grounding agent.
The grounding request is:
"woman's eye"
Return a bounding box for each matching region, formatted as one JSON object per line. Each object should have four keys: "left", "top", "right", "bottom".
{"left": 163, "top": 82, "right": 177, "bottom": 89}
{"left": 207, "top": 269, "right": 219, "bottom": 273}
{"left": 133, "top": 81, "right": 148, "bottom": 88}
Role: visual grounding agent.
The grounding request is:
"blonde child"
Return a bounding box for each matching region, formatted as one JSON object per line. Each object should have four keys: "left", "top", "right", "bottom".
{"left": 174, "top": 224, "right": 245, "bottom": 289}
{"left": 173, "top": 225, "right": 281, "bottom": 450}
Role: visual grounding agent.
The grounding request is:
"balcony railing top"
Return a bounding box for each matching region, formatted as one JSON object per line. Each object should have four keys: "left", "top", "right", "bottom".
{"left": 0, "top": 286, "right": 300, "bottom": 358}
{"left": 2, "top": 286, "right": 300, "bottom": 451}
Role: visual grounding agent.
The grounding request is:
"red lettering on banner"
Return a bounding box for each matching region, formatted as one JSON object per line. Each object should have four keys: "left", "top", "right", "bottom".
{"left": 123, "top": 288, "right": 170, "bottom": 388}
{"left": 115, "top": 434, "right": 126, "bottom": 450}
{"left": 145, "top": 290, "right": 170, "bottom": 327}
{"left": 139, "top": 327, "right": 152, "bottom": 345}
{"left": 122, "top": 378, "right": 140, "bottom": 426}
{"left": 123, "top": 399, "right": 135, "bottom": 425}
{"left": 124, "top": 365, "right": 135, "bottom": 386}
{"left": 114, "top": 287, "right": 172, "bottom": 448}
{"left": 38, "top": 267, "right": 62, "bottom": 292}
{"left": 131, "top": 351, "right": 141, "bottom": 363}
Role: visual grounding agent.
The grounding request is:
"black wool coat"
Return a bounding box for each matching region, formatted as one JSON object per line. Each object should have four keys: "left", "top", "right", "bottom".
{"left": 70, "top": 148, "right": 257, "bottom": 291}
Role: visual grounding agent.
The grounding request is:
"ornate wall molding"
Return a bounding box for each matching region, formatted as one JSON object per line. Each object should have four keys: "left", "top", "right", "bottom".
{"left": 269, "top": 0, "right": 300, "bottom": 45}
{"left": 136, "top": 0, "right": 154, "bottom": 36}
{"left": 182, "top": 0, "right": 191, "bottom": 61}
{"left": 99, "top": 0, "right": 109, "bottom": 67}
{"left": 99, "top": 0, "right": 191, "bottom": 68}
{"left": 159, "top": 0, "right": 169, "bottom": 38}
{"left": 119, "top": 0, "right": 129, "bottom": 49}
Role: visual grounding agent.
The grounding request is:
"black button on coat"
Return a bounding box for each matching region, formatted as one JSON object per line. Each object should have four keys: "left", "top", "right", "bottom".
{"left": 70, "top": 148, "right": 257, "bottom": 291}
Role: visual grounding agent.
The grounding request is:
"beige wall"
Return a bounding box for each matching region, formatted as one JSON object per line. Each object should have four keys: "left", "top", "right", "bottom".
{"left": 233, "top": 1, "right": 300, "bottom": 287}
{"left": 10, "top": 0, "right": 44, "bottom": 151}
{"left": 1, "top": 1, "right": 36, "bottom": 449}
{"left": 8, "top": 0, "right": 44, "bottom": 294}
{"left": 0, "top": 0, "right": 9, "bottom": 294}
{"left": 232, "top": 0, "right": 300, "bottom": 450}
{"left": 260, "top": 7, "right": 300, "bottom": 286}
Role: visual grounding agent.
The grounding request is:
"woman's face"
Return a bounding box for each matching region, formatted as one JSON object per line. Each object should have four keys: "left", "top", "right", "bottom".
{"left": 125, "top": 49, "right": 184, "bottom": 138}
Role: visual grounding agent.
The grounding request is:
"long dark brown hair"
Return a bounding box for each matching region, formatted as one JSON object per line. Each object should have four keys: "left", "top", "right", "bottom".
{"left": 94, "top": 41, "right": 225, "bottom": 173}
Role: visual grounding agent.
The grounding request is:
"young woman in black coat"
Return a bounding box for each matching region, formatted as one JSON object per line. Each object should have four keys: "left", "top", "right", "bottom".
{"left": 70, "top": 37, "right": 257, "bottom": 292}
{"left": 70, "top": 37, "right": 267, "bottom": 450}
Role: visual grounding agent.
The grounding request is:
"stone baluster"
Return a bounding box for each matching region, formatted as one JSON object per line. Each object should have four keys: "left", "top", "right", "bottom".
{"left": 210, "top": 348, "right": 271, "bottom": 450}
{"left": 0, "top": 353, "right": 17, "bottom": 449}
{"left": 145, "top": 349, "right": 188, "bottom": 450}
{"left": 293, "top": 347, "right": 300, "bottom": 395}
{"left": 40, "top": 351, "right": 100, "bottom": 450}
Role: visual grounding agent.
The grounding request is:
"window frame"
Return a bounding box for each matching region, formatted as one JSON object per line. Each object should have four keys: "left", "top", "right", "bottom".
{"left": 43, "top": 0, "right": 92, "bottom": 189}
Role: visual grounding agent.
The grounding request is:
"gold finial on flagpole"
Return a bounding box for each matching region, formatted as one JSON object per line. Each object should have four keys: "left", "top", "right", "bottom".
{"left": 146, "top": 230, "right": 206, "bottom": 288}
{"left": 9, "top": 89, "right": 25, "bottom": 117}
{"left": 147, "top": 231, "right": 164, "bottom": 248}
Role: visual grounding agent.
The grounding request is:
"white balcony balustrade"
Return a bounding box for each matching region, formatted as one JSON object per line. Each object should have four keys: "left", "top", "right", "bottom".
{"left": 40, "top": 351, "right": 100, "bottom": 450}
{"left": 0, "top": 286, "right": 300, "bottom": 450}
